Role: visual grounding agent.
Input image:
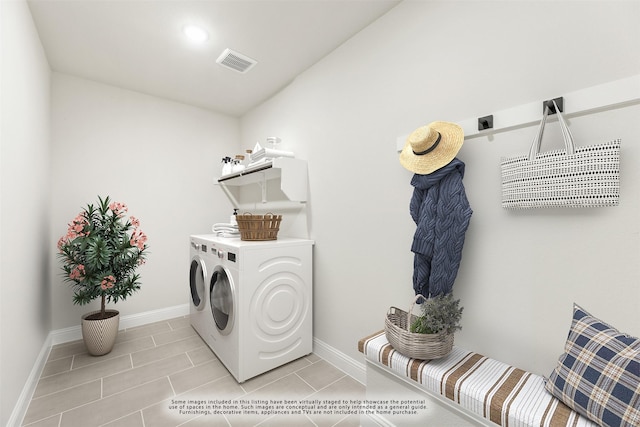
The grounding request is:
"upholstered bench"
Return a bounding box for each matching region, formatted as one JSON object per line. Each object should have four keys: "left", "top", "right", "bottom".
{"left": 358, "top": 331, "right": 598, "bottom": 427}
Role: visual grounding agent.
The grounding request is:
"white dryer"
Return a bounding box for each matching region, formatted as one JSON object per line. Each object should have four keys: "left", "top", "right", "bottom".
{"left": 189, "top": 236, "right": 215, "bottom": 340}
{"left": 188, "top": 234, "right": 313, "bottom": 383}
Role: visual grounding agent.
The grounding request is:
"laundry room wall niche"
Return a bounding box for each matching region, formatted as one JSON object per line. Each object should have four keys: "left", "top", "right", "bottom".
{"left": 49, "top": 73, "right": 240, "bottom": 331}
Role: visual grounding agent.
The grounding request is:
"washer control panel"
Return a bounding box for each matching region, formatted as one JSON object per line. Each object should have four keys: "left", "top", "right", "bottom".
{"left": 209, "top": 246, "right": 237, "bottom": 263}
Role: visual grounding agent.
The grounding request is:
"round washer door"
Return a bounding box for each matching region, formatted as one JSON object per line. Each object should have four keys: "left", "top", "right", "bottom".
{"left": 210, "top": 266, "right": 235, "bottom": 335}
{"left": 189, "top": 257, "right": 207, "bottom": 310}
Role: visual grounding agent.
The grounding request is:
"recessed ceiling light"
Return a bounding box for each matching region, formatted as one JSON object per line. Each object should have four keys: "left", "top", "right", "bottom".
{"left": 183, "top": 25, "right": 209, "bottom": 44}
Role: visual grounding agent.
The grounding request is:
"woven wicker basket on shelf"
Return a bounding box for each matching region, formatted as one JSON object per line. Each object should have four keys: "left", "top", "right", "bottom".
{"left": 385, "top": 295, "right": 454, "bottom": 360}
{"left": 235, "top": 213, "right": 282, "bottom": 241}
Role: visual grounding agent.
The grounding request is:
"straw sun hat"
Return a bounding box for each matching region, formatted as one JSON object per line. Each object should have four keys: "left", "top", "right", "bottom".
{"left": 399, "top": 121, "right": 464, "bottom": 174}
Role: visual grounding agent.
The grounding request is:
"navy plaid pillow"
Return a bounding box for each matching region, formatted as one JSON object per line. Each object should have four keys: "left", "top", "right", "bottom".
{"left": 546, "top": 304, "right": 640, "bottom": 427}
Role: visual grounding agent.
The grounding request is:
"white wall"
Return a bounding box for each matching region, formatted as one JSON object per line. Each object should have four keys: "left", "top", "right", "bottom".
{"left": 241, "top": 0, "right": 640, "bottom": 376}
{"left": 49, "top": 73, "right": 239, "bottom": 330}
{"left": 0, "top": 1, "right": 52, "bottom": 425}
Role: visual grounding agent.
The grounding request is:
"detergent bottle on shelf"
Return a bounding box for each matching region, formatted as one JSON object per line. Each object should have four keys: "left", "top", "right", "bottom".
{"left": 221, "top": 156, "right": 232, "bottom": 175}
{"left": 232, "top": 155, "right": 245, "bottom": 173}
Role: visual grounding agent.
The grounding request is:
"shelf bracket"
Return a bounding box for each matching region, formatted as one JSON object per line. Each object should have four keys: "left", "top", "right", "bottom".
{"left": 219, "top": 183, "right": 240, "bottom": 209}
{"left": 258, "top": 173, "right": 267, "bottom": 203}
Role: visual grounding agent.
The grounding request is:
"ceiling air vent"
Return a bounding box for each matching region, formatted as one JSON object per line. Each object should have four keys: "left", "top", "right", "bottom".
{"left": 216, "top": 48, "right": 257, "bottom": 73}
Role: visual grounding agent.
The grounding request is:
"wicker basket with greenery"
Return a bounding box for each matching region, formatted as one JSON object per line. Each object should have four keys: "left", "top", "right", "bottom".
{"left": 385, "top": 293, "right": 463, "bottom": 360}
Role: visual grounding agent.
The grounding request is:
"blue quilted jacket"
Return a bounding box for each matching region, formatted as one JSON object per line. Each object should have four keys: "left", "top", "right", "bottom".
{"left": 409, "top": 158, "right": 472, "bottom": 297}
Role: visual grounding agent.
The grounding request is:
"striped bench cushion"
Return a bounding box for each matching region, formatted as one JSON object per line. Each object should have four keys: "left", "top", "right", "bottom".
{"left": 358, "top": 331, "right": 599, "bottom": 427}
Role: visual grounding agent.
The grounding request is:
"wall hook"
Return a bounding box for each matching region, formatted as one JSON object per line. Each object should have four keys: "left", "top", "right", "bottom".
{"left": 477, "top": 114, "right": 493, "bottom": 131}
{"left": 543, "top": 97, "right": 564, "bottom": 114}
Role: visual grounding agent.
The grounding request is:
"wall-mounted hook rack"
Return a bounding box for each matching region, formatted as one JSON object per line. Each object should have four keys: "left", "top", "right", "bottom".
{"left": 477, "top": 115, "right": 494, "bottom": 131}
{"left": 394, "top": 74, "right": 640, "bottom": 150}
{"left": 542, "top": 97, "right": 564, "bottom": 114}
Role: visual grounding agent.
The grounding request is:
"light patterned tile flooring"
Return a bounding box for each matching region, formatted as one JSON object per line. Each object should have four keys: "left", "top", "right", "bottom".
{"left": 22, "top": 316, "right": 365, "bottom": 427}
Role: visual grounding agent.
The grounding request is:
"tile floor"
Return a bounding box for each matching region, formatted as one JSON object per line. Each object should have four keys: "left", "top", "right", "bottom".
{"left": 22, "top": 316, "right": 365, "bottom": 427}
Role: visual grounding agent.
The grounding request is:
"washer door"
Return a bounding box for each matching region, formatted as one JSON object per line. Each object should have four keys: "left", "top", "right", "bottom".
{"left": 210, "top": 266, "right": 235, "bottom": 335}
{"left": 189, "top": 257, "right": 207, "bottom": 310}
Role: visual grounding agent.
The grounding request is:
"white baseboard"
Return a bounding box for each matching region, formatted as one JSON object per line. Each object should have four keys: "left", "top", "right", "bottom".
{"left": 312, "top": 337, "right": 366, "bottom": 385}
{"left": 6, "top": 333, "right": 53, "bottom": 427}
{"left": 119, "top": 303, "right": 190, "bottom": 330}
{"left": 9, "top": 304, "right": 190, "bottom": 427}
{"left": 50, "top": 304, "right": 190, "bottom": 345}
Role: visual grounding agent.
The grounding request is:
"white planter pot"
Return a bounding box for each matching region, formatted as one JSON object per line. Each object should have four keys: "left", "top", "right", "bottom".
{"left": 81, "top": 309, "right": 120, "bottom": 356}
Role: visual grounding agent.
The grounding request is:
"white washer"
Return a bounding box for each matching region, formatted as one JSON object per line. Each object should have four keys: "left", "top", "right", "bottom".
{"left": 188, "top": 234, "right": 313, "bottom": 383}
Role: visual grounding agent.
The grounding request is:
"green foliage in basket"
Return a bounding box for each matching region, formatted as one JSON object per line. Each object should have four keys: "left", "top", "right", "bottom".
{"left": 410, "top": 293, "right": 463, "bottom": 335}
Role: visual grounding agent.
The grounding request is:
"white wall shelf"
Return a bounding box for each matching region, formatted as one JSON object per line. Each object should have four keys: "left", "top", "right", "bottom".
{"left": 216, "top": 157, "right": 308, "bottom": 207}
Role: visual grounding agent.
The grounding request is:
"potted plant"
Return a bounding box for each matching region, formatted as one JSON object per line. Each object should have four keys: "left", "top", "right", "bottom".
{"left": 57, "top": 195, "right": 148, "bottom": 356}
{"left": 410, "top": 293, "right": 463, "bottom": 336}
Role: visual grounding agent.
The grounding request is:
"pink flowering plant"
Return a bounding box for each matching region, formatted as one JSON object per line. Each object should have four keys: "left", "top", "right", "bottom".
{"left": 57, "top": 196, "right": 148, "bottom": 319}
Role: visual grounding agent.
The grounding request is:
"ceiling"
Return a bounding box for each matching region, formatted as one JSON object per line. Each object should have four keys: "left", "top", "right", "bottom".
{"left": 27, "top": 0, "right": 401, "bottom": 117}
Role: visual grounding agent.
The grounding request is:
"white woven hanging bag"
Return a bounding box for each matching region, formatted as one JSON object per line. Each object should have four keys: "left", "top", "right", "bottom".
{"left": 501, "top": 101, "right": 621, "bottom": 209}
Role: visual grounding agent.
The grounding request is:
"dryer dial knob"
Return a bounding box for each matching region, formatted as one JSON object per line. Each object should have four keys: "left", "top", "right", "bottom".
{"left": 191, "top": 241, "right": 199, "bottom": 250}
{"left": 217, "top": 250, "right": 225, "bottom": 259}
